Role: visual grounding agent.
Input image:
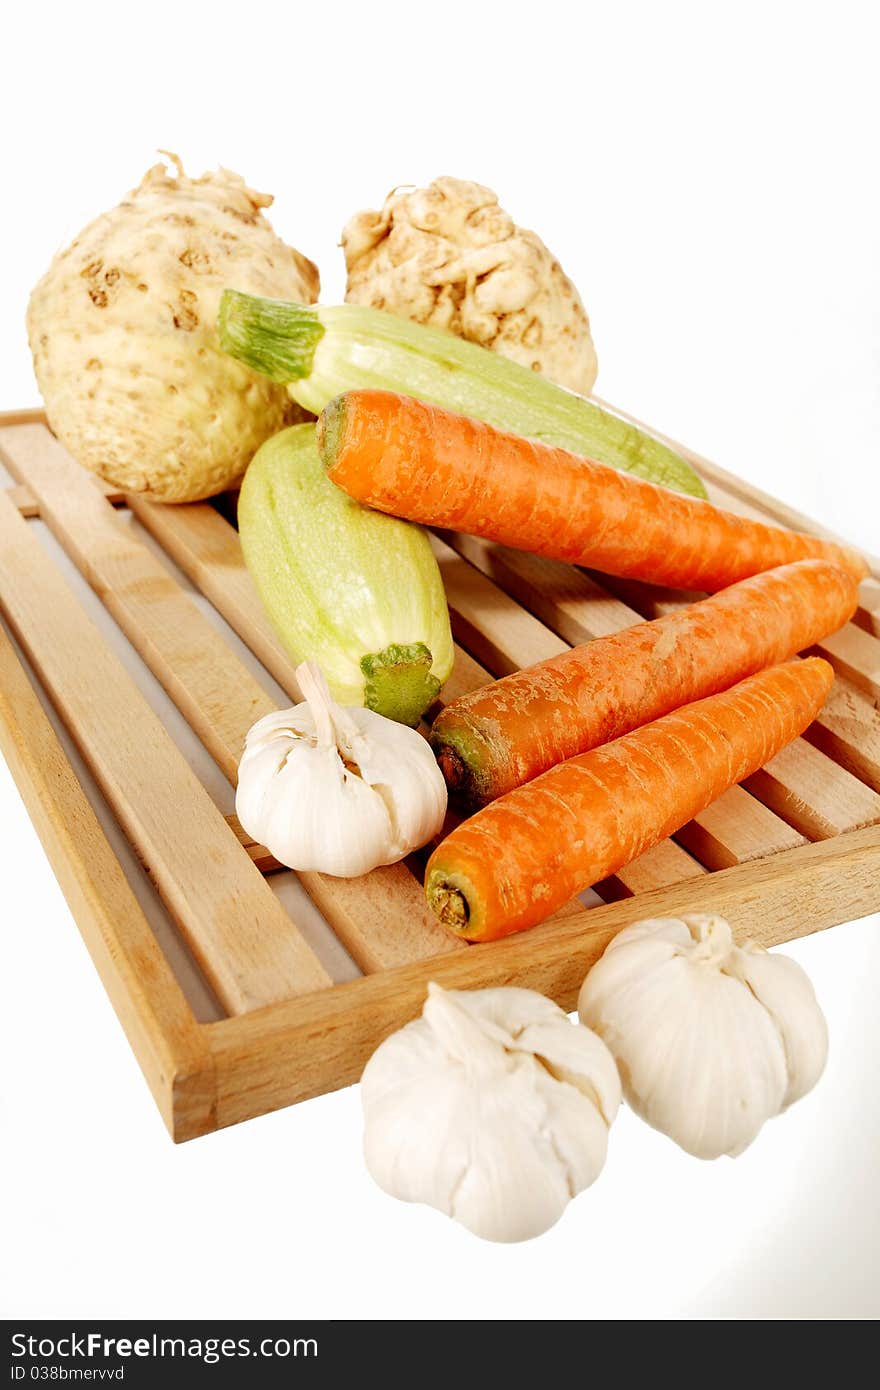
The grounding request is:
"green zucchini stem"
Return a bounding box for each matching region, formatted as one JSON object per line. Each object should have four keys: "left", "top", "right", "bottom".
{"left": 361, "top": 642, "right": 441, "bottom": 727}
{"left": 218, "top": 291, "right": 324, "bottom": 383}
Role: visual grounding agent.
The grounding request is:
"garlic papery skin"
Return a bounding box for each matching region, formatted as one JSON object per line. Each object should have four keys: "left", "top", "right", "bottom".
{"left": 361, "top": 982, "right": 621, "bottom": 1243}
{"left": 235, "top": 662, "right": 447, "bottom": 877}
{"left": 577, "top": 914, "right": 828, "bottom": 1160}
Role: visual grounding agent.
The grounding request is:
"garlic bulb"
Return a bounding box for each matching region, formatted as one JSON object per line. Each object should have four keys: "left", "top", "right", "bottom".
{"left": 361, "top": 982, "right": 621, "bottom": 1242}
{"left": 235, "top": 663, "right": 447, "bottom": 876}
{"left": 578, "top": 915, "right": 828, "bottom": 1159}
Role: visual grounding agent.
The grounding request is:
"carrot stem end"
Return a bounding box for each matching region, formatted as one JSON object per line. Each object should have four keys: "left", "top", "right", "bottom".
{"left": 426, "top": 876, "right": 471, "bottom": 933}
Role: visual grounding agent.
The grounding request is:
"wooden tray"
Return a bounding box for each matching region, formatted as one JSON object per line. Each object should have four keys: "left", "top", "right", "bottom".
{"left": 2, "top": 406, "right": 879, "bottom": 1141}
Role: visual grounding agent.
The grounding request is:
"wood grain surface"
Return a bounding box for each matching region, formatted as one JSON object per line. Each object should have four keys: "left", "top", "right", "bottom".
{"left": 0, "top": 488, "right": 331, "bottom": 1014}
{"left": 0, "top": 619, "right": 214, "bottom": 1140}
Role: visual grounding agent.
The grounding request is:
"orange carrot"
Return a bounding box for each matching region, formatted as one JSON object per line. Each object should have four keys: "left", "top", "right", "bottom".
{"left": 425, "top": 658, "right": 834, "bottom": 941}
{"left": 317, "top": 391, "right": 867, "bottom": 591}
{"left": 431, "top": 559, "right": 858, "bottom": 806}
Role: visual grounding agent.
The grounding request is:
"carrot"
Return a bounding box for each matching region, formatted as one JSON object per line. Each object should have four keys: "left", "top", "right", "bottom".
{"left": 317, "top": 391, "right": 867, "bottom": 591}
{"left": 425, "top": 658, "right": 834, "bottom": 942}
{"left": 431, "top": 559, "right": 858, "bottom": 806}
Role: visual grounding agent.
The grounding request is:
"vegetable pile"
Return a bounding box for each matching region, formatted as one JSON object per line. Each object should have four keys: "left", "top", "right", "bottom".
{"left": 27, "top": 156, "right": 868, "bottom": 1243}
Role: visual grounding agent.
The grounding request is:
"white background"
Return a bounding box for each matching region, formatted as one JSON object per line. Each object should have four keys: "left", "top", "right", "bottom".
{"left": 2, "top": 0, "right": 878, "bottom": 1321}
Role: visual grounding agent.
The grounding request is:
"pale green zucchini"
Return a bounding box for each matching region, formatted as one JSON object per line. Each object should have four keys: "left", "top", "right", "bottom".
{"left": 219, "top": 292, "right": 707, "bottom": 498}
{"left": 239, "top": 424, "right": 454, "bottom": 725}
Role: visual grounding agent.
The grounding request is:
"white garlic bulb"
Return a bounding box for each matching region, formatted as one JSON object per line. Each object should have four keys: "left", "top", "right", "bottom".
{"left": 578, "top": 914, "right": 828, "bottom": 1159}
{"left": 235, "top": 662, "right": 447, "bottom": 877}
{"left": 361, "top": 982, "right": 621, "bottom": 1242}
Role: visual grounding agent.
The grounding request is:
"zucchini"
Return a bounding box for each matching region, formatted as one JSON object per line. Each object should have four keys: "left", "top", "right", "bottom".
{"left": 219, "top": 292, "right": 707, "bottom": 498}
{"left": 239, "top": 424, "right": 454, "bottom": 725}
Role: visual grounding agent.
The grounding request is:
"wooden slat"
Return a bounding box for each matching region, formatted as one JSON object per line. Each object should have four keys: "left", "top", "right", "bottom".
{"left": 803, "top": 680, "right": 880, "bottom": 793}
{"left": 126, "top": 494, "right": 302, "bottom": 702}
{"left": 429, "top": 644, "right": 494, "bottom": 709}
{"left": 8, "top": 483, "right": 42, "bottom": 518}
{"left": 227, "top": 813, "right": 281, "bottom": 873}
{"left": 0, "top": 425, "right": 457, "bottom": 974}
{"left": 203, "top": 825, "right": 880, "bottom": 1129}
{"left": 1, "top": 426, "right": 276, "bottom": 780}
{"left": 433, "top": 534, "right": 568, "bottom": 674}
{"left": 0, "top": 488, "right": 331, "bottom": 1013}
{"left": 596, "top": 837, "right": 705, "bottom": 900}
{"left": 0, "top": 619, "right": 215, "bottom": 1141}
{"left": 297, "top": 865, "right": 459, "bottom": 973}
{"left": 0, "top": 406, "right": 48, "bottom": 427}
{"left": 675, "top": 788, "right": 804, "bottom": 869}
{"left": 436, "top": 531, "right": 639, "bottom": 645}
{"left": 817, "top": 624, "right": 880, "bottom": 702}
{"left": 855, "top": 579, "right": 880, "bottom": 638}
{"left": 746, "top": 741, "right": 880, "bottom": 841}
{"left": 436, "top": 533, "right": 806, "bottom": 863}
{"left": 8, "top": 479, "right": 125, "bottom": 517}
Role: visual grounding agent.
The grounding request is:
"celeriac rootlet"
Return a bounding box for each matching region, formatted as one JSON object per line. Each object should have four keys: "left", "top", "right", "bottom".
{"left": 425, "top": 659, "right": 834, "bottom": 942}
{"left": 217, "top": 290, "right": 708, "bottom": 497}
